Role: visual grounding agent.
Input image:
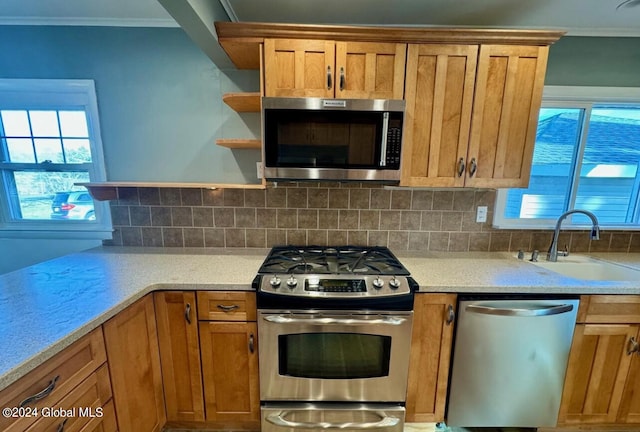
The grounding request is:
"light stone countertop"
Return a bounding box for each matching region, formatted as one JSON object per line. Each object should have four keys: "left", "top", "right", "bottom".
{"left": 1, "top": 246, "right": 640, "bottom": 392}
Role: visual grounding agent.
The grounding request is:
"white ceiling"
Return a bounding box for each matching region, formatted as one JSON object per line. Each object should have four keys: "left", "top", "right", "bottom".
{"left": 1, "top": 0, "right": 639, "bottom": 37}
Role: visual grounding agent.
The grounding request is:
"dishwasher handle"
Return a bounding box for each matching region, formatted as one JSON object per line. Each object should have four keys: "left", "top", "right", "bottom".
{"left": 466, "top": 303, "right": 574, "bottom": 317}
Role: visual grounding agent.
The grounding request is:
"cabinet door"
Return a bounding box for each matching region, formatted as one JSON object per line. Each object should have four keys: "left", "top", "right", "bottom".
{"left": 264, "top": 39, "right": 335, "bottom": 97}
{"left": 619, "top": 340, "right": 640, "bottom": 423}
{"left": 558, "top": 324, "right": 638, "bottom": 425}
{"left": 335, "top": 41, "right": 406, "bottom": 99}
{"left": 103, "top": 295, "right": 166, "bottom": 432}
{"left": 199, "top": 321, "right": 260, "bottom": 422}
{"left": 406, "top": 293, "right": 456, "bottom": 422}
{"left": 155, "top": 291, "right": 205, "bottom": 422}
{"left": 400, "top": 44, "right": 477, "bottom": 187}
{"left": 466, "top": 44, "right": 548, "bottom": 188}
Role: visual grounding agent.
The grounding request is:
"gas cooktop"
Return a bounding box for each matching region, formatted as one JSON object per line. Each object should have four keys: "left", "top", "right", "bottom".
{"left": 254, "top": 246, "right": 417, "bottom": 310}
{"left": 257, "top": 245, "right": 410, "bottom": 276}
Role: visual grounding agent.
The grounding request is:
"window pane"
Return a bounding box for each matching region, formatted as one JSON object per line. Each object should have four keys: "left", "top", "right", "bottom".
{"left": 59, "top": 111, "right": 89, "bottom": 137}
{"left": 63, "top": 139, "right": 92, "bottom": 163}
{"left": 6, "top": 138, "right": 35, "bottom": 162}
{"left": 1, "top": 110, "right": 31, "bottom": 136}
{"left": 574, "top": 107, "right": 640, "bottom": 224}
{"left": 29, "top": 111, "right": 60, "bottom": 137}
{"left": 504, "top": 108, "right": 583, "bottom": 219}
{"left": 34, "top": 138, "right": 64, "bottom": 163}
{"left": 13, "top": 171, "right": 92, "bottom": 220}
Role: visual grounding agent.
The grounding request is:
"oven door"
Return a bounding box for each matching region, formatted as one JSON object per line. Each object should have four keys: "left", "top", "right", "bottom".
{"left": 262, "top": 403, "right": 405, "bottom": 432}
{"left": 258, "top": 310, "right": 413, "bottom": 402}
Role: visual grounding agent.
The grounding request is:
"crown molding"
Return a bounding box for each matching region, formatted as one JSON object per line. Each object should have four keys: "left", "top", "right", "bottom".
{"left": 0, "top": 16, "right": 178, "bottom": 27}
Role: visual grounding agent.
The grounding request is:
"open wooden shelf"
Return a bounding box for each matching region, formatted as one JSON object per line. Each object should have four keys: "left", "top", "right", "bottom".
{"left": 215, "top": 139, "right": 261, "bottom": 149}
{"left": 76, "top": 181, "right": 265, "bottom": 201}
{"left": 222, "top": 92, "right": 261, "bottom": 112}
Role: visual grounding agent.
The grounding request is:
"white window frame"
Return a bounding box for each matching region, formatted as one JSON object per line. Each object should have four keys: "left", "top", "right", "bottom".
{"left": 0, "top": 79, "right": 112, "bottom": 239}
{"left": 494, "top": 85, "right": 640, "bottom": 231}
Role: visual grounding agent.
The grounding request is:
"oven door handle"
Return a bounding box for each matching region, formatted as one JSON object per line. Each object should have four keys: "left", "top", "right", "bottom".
{"left": 262, "top": 315, "right": 408, "bottom": 325}
{"left": 266, "top": 412, "right": 401, "bottom": 429}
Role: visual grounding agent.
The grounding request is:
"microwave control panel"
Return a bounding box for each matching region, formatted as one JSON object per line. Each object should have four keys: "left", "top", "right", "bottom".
{"left": 385, "top": 116, "right": 403, "bottom": 168}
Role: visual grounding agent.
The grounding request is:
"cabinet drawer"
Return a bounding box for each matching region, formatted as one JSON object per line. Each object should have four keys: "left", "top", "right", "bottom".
{"left": 24, "top": 364, "right": 112, "bottom": 432}
{"left": 0, "top": 328, "right": 107, "bottom": 432}
{"left": 197, "top": 292, "right": 256, "bottom": 321}
{"left": 578, "top": 295, "right": 640, "bottom": 324}
{"left": 76, "top": 399, "right": 117, "bottom": 432}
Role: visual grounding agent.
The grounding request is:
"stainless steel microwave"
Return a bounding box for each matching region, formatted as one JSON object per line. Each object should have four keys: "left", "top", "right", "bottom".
{"left": 262, "top": 97, "right": 405, "bottom": 182}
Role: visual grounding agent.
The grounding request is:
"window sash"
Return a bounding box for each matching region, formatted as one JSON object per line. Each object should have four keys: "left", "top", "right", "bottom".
{"left": 494, "top": 86, "right": 640, "bottom": 230}
{"left": 0, "top": 79, "right": 110, "bottom": 237}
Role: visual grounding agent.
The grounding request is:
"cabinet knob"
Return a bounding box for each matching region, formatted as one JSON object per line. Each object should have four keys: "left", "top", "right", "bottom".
{"left": 184, "top": 302, "right": 192, "bottom": 324}
{"left": 457, "top": 158, "right": 465, "bottom": 177}
{"left": 468, "top": 157, "right": 477, "bottom": 177}
{"left": 446, "top": 304, "right": 455, "bottom": 325}
{"left": 628, "top": 336, "right": 639, "bottom": 355}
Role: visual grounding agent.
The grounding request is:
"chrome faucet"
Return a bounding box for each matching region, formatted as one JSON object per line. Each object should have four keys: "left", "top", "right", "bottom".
{"left": 547, "top": 209, "right": 600, "bottom": 262}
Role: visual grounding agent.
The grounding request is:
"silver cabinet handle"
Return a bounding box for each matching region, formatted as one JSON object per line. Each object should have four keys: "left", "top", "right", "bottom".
{"left": 249, "top": 333, "right": 255, "bottom": 354}
{"left": 339, "top": 67, "right": 345, "bottom": 91}
{"left": 466, "top": 303, "right": 574, "bottom": 317}
{"left": 628, "top": 337, "right": 639, "bottom": 355}
{"left": 19, "top": 375, "right": 59, "bottom": 407}
{"left": 457, "top": 158, "right": 465, "bottom": 177}
{"left": 185, "top": 302, "right": 192, "bottom": 324}
{"left": 263, "top": 315, "right": 406, "bottom": 326}
{"left": 468, "top": 157, "right": 477, "bottom": 177}
{"left": 217, "top": 304, "right": 239, "bottom": 312}
{"left": 266, "top": 412, "right": 400, "bottom": 429}
{"left": 446, "top": 304, "right": 455, "bottom": 325}
{"left": 327, "top": 66, "right": 332, "bottom": 90}
{"left": 56, "top": 418, "right": 68, "bottom": 432}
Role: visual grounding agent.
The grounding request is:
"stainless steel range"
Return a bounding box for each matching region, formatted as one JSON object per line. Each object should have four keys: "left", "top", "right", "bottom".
{"left": 253, "top": 245, "right": 417, "bottom": 432}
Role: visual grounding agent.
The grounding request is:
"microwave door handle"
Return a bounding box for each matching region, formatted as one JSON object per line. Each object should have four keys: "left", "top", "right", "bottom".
{"left": 263, "top": 315, "right": 407, "bottom": 325}
{"left": 379, "top": 112, "right": 389, "bottom": 167}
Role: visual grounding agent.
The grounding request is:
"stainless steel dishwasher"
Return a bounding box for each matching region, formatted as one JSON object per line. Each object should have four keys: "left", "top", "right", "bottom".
{"left": 447, "top": 296, "right": 579, "bottom": 428}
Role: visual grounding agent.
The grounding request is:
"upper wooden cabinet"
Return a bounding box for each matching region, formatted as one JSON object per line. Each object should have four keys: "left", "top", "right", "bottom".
{"left": 263, "top": 39, "right": 406, "bottom": 99}
{"left": 401, "top": 43, "right": 548, "bottom": 187}
{"left": 402, "top": 44, "right": 477, "bottom": 187}
{"left": 466, "top": 45, "right": 548, "bottom": 188}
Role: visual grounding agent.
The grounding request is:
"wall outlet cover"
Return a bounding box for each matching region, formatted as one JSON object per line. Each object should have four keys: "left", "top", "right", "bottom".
{"left": 476, "top": 206, "right": 488, "bottom": 223}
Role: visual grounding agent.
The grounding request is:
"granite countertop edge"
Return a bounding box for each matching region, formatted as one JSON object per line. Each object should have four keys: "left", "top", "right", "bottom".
{"left": 1, "top": 246, "right": 640, "bottom": 392}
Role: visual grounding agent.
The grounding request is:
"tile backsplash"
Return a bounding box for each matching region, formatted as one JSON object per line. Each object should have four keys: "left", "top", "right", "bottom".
{"left": 106, "top": 183, "right": 640, "bottom": 253}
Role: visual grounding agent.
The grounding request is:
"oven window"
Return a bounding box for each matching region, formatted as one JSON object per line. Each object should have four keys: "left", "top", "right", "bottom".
{"left": 278, "top": 333, "right": 391, "bottom": 379}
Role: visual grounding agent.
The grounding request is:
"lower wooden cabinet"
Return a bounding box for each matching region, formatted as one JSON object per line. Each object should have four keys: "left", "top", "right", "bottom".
{"left": 197, "top": 291, "right": 260, "bottom": 425}
{"left": 103, "top": 295, "right": 166, "bottom": 432}
{"left": 155, "top": 291, "right": 205, "bottom": 422}
{"left": 406, "top": 293, "right": 456, "bottom": 422}
{"left": 199, "top": 321, "right": 260, "bottom": 422}
{"left": 558, "top": 295, "right": 640, "bottom": 426}
{"left": 0, "top": 328, "right": 109, "bottom": 432}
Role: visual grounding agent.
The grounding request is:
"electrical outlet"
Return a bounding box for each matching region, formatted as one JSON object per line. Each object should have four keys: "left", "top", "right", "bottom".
{"left": 256, "top": 161, "right": 263, "bottom": 179}
{"left": 476, "top": 206, "right": 488, "bottom": 223}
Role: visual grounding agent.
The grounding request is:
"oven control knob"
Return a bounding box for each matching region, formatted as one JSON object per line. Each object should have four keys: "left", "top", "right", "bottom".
{"left": 286, "top": 276, "right": 298, "bottom": 288}
{"left": 389, "top": 277, "right": 401, "bottom": 289}
{"left": 372, "top": 276, "right": 384, "bottom": 289}
{"left": 269, "top": 276, "right": 281, "bottom": 288}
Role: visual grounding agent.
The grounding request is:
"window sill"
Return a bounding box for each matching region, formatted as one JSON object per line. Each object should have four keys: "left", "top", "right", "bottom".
{"left": 0, "top": 228, "right": 113, "bottom": 240}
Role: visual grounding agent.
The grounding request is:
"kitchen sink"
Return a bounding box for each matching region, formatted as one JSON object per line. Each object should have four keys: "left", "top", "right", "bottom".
{"left": 522, "top": 254, "right": 640, "bottom": 281}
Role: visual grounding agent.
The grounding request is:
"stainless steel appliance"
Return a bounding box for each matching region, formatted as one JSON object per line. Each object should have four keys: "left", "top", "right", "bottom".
{"left": 262, "top": 97, "right": 405, "bottom": 182}
{"left": 447, "top": 296, "right": 580, "bottom": 428}
{"left": 253, "top": 246, "right": 417, "bottom": 432}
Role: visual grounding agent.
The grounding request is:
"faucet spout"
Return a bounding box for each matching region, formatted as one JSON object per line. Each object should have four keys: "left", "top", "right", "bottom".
{"left": 547, "top": 209, "right": 600, "bottom": 262}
